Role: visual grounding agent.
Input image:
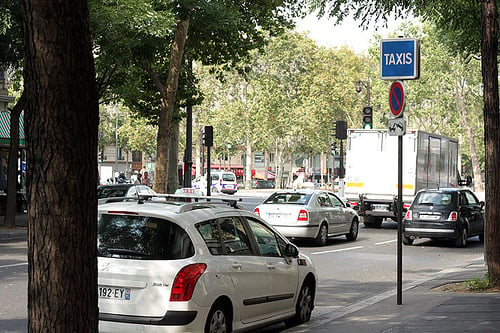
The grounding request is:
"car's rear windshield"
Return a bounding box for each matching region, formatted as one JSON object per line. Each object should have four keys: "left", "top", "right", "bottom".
{"left": 264, "top": 192, "right": 312, "bottom": 205}
{"left": 97, "top": 187, "right": 129, "bottom": 199}
{"left": 98, "top": 214, "right": 194, "bottom": 260}
{"left": 414, "top": 192, "right": 453, "bottom": 206}
{"left": 222, "top": 173, "right": 236, "bottom": 181}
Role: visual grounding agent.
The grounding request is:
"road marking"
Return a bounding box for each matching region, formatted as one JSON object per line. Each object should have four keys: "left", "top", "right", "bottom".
{"left": 375, "top": 239, "right": 397, "bottom": 245}
{"left": 311, "top": 246, "right": 363, "bottom": 255}
{"left": 0, "top": 263, "right": 27, "bottom": 269}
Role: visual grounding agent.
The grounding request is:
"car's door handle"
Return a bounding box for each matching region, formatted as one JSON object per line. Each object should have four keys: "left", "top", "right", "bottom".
{"left": 266, "top": 263, "right": 276, "bottom": 270}
{"left": 232, "top": 262, "right": 242, "bottom": 269}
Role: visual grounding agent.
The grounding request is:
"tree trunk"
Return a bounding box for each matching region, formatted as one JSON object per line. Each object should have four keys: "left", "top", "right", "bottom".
{"left": 153, "top": 18, "right": 189, "bottom": 194}
{"left": 481, "top": 0, "right": 500, "bottom": 287}
{"left": 3, "top": 93, "right": 25, "bottom": 228}
{"left": 21, "top": 0, "right": 99, "bottom": 331}
{"left": 166, "top": 112, "right": 180, "bottom": 193}
{"left": 455, "top": 81, "right": 484, "bottom": 192}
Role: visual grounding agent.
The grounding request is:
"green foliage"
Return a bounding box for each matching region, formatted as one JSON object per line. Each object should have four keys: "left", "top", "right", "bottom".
{"left": 463, "top": 273, "right": 491, "bottom": 291}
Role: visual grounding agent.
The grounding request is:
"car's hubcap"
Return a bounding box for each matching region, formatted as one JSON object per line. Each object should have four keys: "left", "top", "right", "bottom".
{"left": 209, "top": 309, "right": 226, "bottom": 333}
{"left": 298, "top": 285, "right": 312, "bottom": 321}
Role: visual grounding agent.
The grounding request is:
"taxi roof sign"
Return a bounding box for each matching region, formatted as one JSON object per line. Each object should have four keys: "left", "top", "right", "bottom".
{"left": 380, "top": 38, "right": 420, "bottom": 80}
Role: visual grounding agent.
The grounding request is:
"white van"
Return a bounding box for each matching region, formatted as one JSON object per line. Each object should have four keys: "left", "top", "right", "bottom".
{"left": 193, "top": 170, "right": 238, "bottom": 195}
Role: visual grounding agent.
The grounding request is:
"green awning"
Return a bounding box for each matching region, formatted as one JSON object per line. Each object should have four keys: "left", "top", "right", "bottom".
{"left": 0, "top": 112, "right": 25, "bottom": 145}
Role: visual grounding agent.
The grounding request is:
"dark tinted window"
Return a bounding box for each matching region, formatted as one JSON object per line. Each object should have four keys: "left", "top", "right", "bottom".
{"left": 97, "top": 186, "right": 130, "bottom": 199}
{"left": 98, "top": 214, "right": 194, "bottom": 260}
{"left": 222, "top": 173, "right": 236, "bottom": 181}
{"left": 264, "top": 192, "right": 312, "bottom": 205}
{"left": 246, "top": 217, "right": 284, "bottom": 257}
{"left": 196, "top": 217, "right": 252, "bottom": 255}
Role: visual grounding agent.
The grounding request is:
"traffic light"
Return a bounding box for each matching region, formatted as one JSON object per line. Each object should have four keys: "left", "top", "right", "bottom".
{"left": 335, "top": 120, "right": 347, "bottom": 140}
{"left": 362, "top": 106, "right": 373, "bottom": 129}
{"left": 330, "top": 141, "right": 337, "bottom": 155}
{"left": 203, "top": 125, "right": 213, "bottom": 147}
{"left": 98, "top": 151, "right": 103, "bottom": 163}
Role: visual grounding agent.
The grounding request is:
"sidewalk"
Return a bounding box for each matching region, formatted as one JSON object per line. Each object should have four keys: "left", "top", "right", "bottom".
{"left": 289, "top": 259, "right": 500, "bottom": 332}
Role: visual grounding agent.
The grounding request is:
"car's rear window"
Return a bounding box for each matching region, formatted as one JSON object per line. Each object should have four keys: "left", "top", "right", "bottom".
{"left": 98, "top": 214, "right": 194, "bottom": 260}
{"left": 97, "top": 187, "right": 129, "bottom": 199}
{"left": 264, "top": 192, "right": 312, "bottom": 205}
{"left": 222, "top": 173, "right": 236, "bottom": 181}
{"left": 414, "top": 192, "right": 453, "bottom": 206}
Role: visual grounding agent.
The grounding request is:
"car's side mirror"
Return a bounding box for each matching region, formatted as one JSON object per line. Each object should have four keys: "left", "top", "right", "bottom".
{"left": 480, "top": 201, "right": 485, "bottom": 209}
{"left": 284, "top": 243, "right": 299, "bottom": 258}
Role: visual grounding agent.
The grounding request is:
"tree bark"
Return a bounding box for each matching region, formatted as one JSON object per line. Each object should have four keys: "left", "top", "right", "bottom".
{"left": 481, "top": 0, "right": 500, "bottom": 287}
{"left": 153, "top": 18, "right": 189, "bottom": 194}
{"left": 166, "top": 111, "right": 180, "bottom": 193}
{"left": 21, "top": 0, "right": 99, "bottom": 331}
{"left": 3, "top": 92, "right": 25, "bottom": 228}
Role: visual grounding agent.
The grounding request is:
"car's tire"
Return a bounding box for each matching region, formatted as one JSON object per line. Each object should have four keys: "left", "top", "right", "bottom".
{"left": 205, "top": 301, "right": 231, "bottom": 333}
{"left": 285, "top": 281, "right": 314, "bottom": 327}
{"left": 454, "top": 227, "right": 468, "bottom": 248}
{"left": 345, "top": 219, "right": 359, "bottom": 241}
{"left": 363, "top": 216, "right": 383, "bottom": 228}
{"left": 314, "top": 223, "right": 328, "bottom": 246}
{"left": 402, "top": 236, "right": 414, "bottom": 245}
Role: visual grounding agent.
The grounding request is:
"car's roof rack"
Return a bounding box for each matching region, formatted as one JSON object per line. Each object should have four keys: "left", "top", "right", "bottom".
{"left": 99, "top": 193, "right": 244, "bottom": 211}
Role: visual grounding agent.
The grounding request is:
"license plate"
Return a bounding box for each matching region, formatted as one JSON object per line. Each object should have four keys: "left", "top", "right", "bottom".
{"left": 420, "top": 214, "right": 441, "bottom": 220}
{"left": 224, "top": 184, "right": 233, "bottom": 189}
{"left": 98, "top": 286, "right": 131, "bottom": 300}
{"left": 373, "top": 204, "right": 389, "bottom": 212}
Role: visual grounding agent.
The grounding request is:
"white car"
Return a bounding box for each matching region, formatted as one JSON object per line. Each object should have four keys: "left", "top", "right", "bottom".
{"left": 98, "top": 195, "right": 316, "bottom": 333}
{"left": 193, "top": 171, "right": 238, "bottom": 195}
{"left": 254, "top": 190, "right": 359, "bottom": 246}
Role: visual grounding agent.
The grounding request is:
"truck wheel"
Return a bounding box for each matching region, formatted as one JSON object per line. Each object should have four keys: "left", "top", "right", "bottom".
{"left": 363, "top": 216, "right": 383, "bottom": 228}
{"left": 454, "top": 227, "right": 468, "bottom": 248}
{"left": 345, "top": 219, "right": 359, "bottom": 241}
{"left": 314, "top": 224, "right": 328, "bottom": 246}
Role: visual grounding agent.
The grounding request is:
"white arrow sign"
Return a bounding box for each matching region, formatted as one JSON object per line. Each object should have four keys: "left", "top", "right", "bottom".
{"left": 388, "top": 118, "right": 406, "bottom": 136}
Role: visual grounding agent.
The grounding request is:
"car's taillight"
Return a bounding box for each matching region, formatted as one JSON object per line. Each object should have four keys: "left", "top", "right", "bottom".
{"left": 348, "top": 201, "right": 358, "bottom": 207}
{"left": 253, "top": 208, "right": 260, "bottom": 216}
{"left": 403, "top": 203, "right": 411, "bottom": 210}
{"left": 170, "top": 263, "right": 207, "bottom": 302}
{"left": 448, "top": 211, "right": 458, "bottom": 222}
{"left": 404, "top": 210, "right": 412, "bottom": 220}
{"left": 297, "top": 209, "right": 309, "bottom": 222}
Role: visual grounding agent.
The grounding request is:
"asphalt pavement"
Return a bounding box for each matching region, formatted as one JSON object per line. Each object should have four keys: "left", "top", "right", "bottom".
{"left": 1, "top": 209, "right": 500, "bottom": 332}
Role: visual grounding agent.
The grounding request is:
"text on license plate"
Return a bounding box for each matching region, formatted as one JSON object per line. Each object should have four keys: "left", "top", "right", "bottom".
{"left": 373, "top": 204, "right": 389, "bottom": 211}
{"left": 99, "top": 286, "right": 131, "bottom": 300}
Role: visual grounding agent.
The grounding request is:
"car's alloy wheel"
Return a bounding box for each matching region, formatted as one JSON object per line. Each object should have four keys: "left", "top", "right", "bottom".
{"left": 402, "top": 236, "right": 414, "bottom": 245}
{"left": 285, "top": 282, "right": 313, "bottom": 326}
{"left": 205, "top": 302, "right": 229, "bottom": 333}
{"left": 454, "top": 227, "right": 468, "bottom": 248}
{"left": 315, "top": 224, "right": 328, "bottom": 246}
{"left": 345, "top": 219, "right": 359, "bottom": 241}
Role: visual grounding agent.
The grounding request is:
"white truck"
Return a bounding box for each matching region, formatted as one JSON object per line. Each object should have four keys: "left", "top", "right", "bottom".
{"left": 344, "top": 129, "right": 460, "bottom": 228}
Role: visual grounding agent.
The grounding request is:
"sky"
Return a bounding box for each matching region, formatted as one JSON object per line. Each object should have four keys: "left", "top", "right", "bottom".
{"left": 295, "top": 13, "right": 409, "bottom": 54}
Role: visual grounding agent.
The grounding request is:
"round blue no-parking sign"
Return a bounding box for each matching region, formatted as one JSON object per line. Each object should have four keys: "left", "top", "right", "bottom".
{"left": 389, "top": 80, "right": 405, "bottom": 117}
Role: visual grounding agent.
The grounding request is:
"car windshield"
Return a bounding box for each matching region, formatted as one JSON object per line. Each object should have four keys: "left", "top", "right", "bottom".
{"left": 98, "top": 214, "right": 194, "bottom": 260}
{"left": 264, "top": 192, "right": 312, "bottom": 205}
{"left": 414, "top": 192, "right": 453, "bottom": 206}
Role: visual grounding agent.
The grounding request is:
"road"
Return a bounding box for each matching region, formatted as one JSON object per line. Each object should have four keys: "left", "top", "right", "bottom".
{"left": 0, "top": 192, "right": 485, "bottom": 332}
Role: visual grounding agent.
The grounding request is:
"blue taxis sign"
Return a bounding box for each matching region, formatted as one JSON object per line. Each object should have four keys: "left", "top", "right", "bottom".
{"left": 380, "top": 38, "right": 420, "bottom": 80}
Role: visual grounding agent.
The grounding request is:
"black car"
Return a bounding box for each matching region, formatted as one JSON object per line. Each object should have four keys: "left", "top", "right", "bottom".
{"left": 403, "top": 188, "right": 485, "bottom": 247}
{"left": 252, "top": 179, "right": 275, "bottom": 189}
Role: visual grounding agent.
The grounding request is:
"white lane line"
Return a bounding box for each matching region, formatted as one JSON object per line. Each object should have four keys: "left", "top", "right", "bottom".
{"left": 311, "top": 246, "right": 363, "bottom": 255}
{"left": 0, "top": 262, "right": 27, "bottom": 269}
{"left": 375, "top": 239, "right": 397, "bottom": 245}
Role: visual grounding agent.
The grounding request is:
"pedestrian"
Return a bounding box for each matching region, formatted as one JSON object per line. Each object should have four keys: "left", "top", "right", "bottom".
{"left": 134, "top": 173, "right": 142, "bottom": 185}
{"left": 142, "top": 171, "right": 151, "bottom": 187}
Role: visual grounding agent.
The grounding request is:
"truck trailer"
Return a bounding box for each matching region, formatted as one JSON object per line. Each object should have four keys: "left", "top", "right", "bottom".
{"left": 344, "top": 129, "right": 459, "bottom": 228}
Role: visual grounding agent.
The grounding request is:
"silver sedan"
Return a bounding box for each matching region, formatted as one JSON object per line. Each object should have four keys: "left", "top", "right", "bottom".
{"left": 254, "top": 190, "right": 359, "bottom": 246}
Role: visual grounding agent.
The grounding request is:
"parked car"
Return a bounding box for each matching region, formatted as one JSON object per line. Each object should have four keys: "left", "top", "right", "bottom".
{"left": 253, "top": 190, "right": 359, "bottom": 246}
{"left": 403, "top": 188, "right": 485, "bottom": 247}
{"left": 193, "top": 171, "right": 238, "bottom": 195}
{"left": 252, "top": 179, "right": 275, "bottom": 189}
{"left": 97, "top": 184, "right": 156, "bottom": 203}
{"left": 98, "top": 195, "right": 316, "bottom": 333}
